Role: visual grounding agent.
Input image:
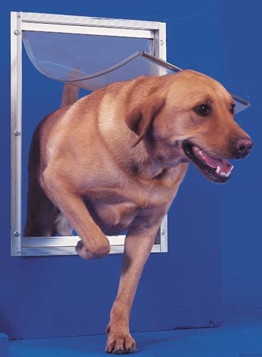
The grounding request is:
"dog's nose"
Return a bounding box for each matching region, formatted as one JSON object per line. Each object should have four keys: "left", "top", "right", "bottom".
{"left": 234, "top": 138, "right": 253, "bottom": 158}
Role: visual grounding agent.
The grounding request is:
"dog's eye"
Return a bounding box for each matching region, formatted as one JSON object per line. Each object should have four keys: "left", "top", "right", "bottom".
{"left": 230, "top": 103, "right": 235, "bottom": 114}
{"left": 194, "top": 104, "right": 211, "bottom": 117}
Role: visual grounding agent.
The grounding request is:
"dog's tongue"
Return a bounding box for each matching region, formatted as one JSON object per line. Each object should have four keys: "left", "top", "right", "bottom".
{"left": 192, "top": 146, "right": 232, "bottom": 174}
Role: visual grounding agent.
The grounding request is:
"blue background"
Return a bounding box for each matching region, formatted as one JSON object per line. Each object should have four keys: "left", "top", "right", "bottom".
{"left": 0, "top": 0, "right": 260, "bottom": 340}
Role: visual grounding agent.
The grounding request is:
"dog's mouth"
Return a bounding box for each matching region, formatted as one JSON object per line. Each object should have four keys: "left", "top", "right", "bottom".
{"left": 182, "top": 141, "right": 234, "bottom": 183}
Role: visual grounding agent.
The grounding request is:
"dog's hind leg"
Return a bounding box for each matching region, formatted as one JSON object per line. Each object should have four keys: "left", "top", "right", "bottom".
{"left": 55, "top": 212, "right": 73, "bottom": 236}
{"left": 24, "top": 118, "right": 59, "bottom": 237}
{"left": 24, "top": 178, "right": 59, "bottom": 237}
{"left": 24, "top": 83, "right": 79, "bottom": 237}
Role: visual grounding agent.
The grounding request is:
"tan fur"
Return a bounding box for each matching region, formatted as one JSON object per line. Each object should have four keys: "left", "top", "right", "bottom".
{"left": 25, "top": 71, "right": 251, "bottom": 354}
{"left": 60, "top": 83, "right": 79, "bottom": 108}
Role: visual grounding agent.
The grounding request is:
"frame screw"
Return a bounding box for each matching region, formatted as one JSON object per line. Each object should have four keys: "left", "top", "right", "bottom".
{"left": 160, "top": 40, "right": 164, "bottom": 46}
{"left": 14, "top": 130, "right": 21, "bottom": 136}
{"left": 13, "top": 231, "right": 20, "bottom": 237}
{"left": 161, "top": 229, "right": 165, "bottom": 235}
{"left": 14, "top": 30, "right": 20, "bottom": 35}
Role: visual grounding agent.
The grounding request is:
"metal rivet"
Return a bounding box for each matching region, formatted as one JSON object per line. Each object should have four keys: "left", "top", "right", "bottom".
{"left": 14, "top": 130, "right": 21, "bottom": 136}
{"left": 14, "top": 30, "right": 20, "bottom": 35}
{"left": 161, "top": 229, "right": 165, "bottom": 235}
{"left": 13, "top": 231, "right": 20, "bottom": 237}
{"left": 160, "top": 40, "right": 164, "bottom": 46}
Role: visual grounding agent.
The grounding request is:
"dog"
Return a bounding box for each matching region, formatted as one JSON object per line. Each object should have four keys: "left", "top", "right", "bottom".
{"left": 24, "top": 70, "right": 252, "bottom": 354}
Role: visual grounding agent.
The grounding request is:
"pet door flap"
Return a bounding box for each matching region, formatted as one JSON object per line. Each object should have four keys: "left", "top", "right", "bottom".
{"left": 23, "top": 29, "right": 249, "bottom": 113}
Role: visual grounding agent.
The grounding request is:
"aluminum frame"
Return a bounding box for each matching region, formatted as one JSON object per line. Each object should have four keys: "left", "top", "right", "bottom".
{"left": 10, "top": 11, "right": 168, "bottom": 257}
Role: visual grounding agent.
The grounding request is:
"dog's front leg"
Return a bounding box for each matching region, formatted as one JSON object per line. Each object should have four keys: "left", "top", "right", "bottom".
{"left": 43, "top": 169, "right": 110, "bottom": 260}
{"left": 105, "top": 224, "right": 159, "bottom": 354}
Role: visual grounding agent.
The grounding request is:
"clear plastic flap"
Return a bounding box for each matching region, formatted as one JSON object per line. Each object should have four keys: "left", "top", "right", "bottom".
{"left": 23, "top": 30, "right": 250, "bottom": 114}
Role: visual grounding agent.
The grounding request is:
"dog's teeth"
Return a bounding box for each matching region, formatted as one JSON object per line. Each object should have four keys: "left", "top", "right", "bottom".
{"left": 199, "top": 150, "right": 203, "bottom": 155}
{"left": 216, "top": 166, "right": 221, "bottom": 174}
{"left": 219, "top": 171, "right": 230, "bottom": 178}
{"left": 230, "top": 165, "right": 234, "bottom": 172}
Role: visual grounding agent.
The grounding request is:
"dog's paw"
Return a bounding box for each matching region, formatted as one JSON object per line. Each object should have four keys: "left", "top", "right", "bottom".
{"left": 75, "top": 240, "right": 110, "bottom": 260}
{"left": 75, "top": 240, "right": 92, "bottom": 260}
{"left": 105, "top": 333, "right": 136, "bottom": 354}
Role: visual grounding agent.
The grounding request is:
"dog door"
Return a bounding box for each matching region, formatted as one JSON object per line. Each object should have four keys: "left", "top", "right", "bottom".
{"left": 11, "top": 12, "right": 169, "bottom": 257}
{"left": 10, "top": 11, "right": 250, "bottom": 257}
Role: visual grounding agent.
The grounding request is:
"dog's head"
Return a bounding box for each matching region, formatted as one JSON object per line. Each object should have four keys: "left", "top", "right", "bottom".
{"left": 125, "top": 70, "right": 253, "bottom": 183}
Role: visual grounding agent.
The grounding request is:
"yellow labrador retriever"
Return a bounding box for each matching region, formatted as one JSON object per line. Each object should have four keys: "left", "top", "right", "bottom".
{"left": 24, "top": 71, "right": 252, "bottom": 354}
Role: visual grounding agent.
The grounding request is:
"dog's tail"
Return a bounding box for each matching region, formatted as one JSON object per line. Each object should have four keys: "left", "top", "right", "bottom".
{"left": 60, "top": 83, "right": 79, "bottom": 108}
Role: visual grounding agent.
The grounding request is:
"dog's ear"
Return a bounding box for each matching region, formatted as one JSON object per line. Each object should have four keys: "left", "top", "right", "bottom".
{"left": 125, "top": 96, "right": 166, "bottom": 147}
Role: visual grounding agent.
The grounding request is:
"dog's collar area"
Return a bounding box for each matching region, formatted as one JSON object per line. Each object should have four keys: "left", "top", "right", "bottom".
{"left": 182, "top": 141, "right": 233, "bottom": 183}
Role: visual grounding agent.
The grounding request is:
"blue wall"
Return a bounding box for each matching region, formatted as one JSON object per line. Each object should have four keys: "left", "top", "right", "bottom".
{"left": 0, "top": 0, "right": 258, "bottom": 340}
{"left": 217, "top": 2, "right": 262, "bottom": 314}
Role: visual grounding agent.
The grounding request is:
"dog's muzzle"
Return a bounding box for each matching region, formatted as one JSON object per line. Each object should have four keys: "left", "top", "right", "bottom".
{"left": 182, "top": 141, "right": 233, "bottom": 183}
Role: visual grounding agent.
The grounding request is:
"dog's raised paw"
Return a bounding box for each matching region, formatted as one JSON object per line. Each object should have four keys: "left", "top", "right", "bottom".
{"left": 75, "top": 240, "right": 92, "bottom": 260}
{"left": 75, "top": 240, "right": 110, "bottom": 260}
